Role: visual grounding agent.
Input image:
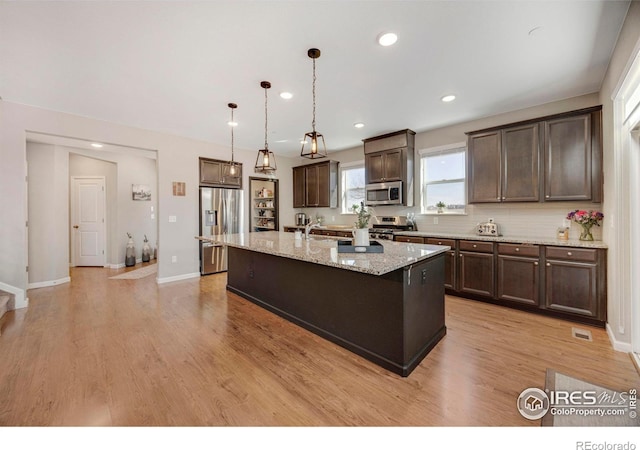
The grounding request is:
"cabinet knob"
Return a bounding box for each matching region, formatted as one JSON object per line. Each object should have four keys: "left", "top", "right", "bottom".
{"left": 438, "top": 241, "right": 442, "bottom": 245}
{"left": 534, "top": 262, "right": 539, "bottom": 266}
{"left": 497, "top": 197, "right": 501, "bottom": 200}
{"left": 546, "top": 263, "right": 551, "bottom": 267}
{"left": 567, "top": 251, "right": 572, "bottom": 256}
{"left": 473, "top": 244, "right": 477, "bottom": 248}
{"left": 545, "top": 195, "right": 550, "bottom": 198}
{"left": 502, "top": 197, "right": 505, "bottom": 200}
{"left": 460, "top": 254, "right": 463, "bottom": 258}
{"left": 515, "top": 248, "right": 520, "bottom": 252}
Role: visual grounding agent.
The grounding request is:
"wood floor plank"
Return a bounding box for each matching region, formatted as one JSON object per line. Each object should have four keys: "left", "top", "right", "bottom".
{"left": 0, "top": 265, "right": 637, "bottom": 426}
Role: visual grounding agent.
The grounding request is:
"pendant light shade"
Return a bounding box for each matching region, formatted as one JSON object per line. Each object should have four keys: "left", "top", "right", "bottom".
{"left": 226, "top": 102, "right": 240, "bottom": 178}
{"left": 255, "top": 81, "right": 277, "bottom": 174}
{"left": 301, "top": 48, "right": 327, "bottom": 159}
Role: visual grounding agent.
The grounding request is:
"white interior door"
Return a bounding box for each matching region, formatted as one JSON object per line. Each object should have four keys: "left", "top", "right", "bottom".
{"left": 71, "top": 177, "right": 106, "bottom": 267}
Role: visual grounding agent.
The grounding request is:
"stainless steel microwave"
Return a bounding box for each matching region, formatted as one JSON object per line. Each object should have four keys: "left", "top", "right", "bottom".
{"left": 365, "top": 181, "right": 403, "bottom": 206}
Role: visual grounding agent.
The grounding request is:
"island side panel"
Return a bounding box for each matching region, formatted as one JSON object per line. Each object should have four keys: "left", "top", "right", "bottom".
{"left": 226, "top": 246, "right": 446, "bottom": 376}
{"left": 402, "top": 253, "right": 446, "bottom": 372}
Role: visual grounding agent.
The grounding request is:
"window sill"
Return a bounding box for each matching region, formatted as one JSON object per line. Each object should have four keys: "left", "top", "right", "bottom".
{"left": 420, "top": 212, "right": 468, "bottom": 216}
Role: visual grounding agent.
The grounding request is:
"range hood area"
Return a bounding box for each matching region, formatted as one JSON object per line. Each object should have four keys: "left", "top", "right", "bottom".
{"left": 363, "top": 129, "right": 415, "bottom": 207}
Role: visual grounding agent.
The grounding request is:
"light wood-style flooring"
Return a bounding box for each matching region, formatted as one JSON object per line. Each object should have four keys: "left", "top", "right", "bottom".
{"left": 0, "top": 265, "right": 637, "bottom": 426}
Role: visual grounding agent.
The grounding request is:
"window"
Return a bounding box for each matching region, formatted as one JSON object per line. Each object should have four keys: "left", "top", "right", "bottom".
{"left": 341, "top": 162, "right": 365, "bottom": 213}
{"left": 420, "top": 143, "right": 466, "bottom": 214}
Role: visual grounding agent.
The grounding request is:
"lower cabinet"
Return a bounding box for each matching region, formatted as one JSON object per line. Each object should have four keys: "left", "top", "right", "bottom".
{"left": 426, "top": 238, "right": 456, "bottom": 290}
{"left": 393, "top": 234, "right": 607, "bottom": 326}
{"left": 459, "top": 240, "right": 495, "bottom": 298}
{"left": 497, "top": 243, "right": 540, "bottom": 306}
{"left": 544, "top": 246, "right": 603, "bottom": 320}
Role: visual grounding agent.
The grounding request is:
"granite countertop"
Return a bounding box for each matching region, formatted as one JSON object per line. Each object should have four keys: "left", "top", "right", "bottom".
{"left": 199, "top": 231, "right": 449, "bottom": 276}
{"left": 393, "top": 231, "right": 608, "bottom": 249}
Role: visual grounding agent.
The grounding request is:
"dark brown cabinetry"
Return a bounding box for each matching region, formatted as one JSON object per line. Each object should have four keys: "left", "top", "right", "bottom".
{"left": 459, "top": 240, "right": 495, "bottom": 297}
{"left": 544, "top": 246, "right": 604, "bottom": 320}
{"left": 363, "top": 129, "right": 415, "bottom": 206}
{"left": 292, "top": 160, "right": 339, "bottom": 208}
{"left": 544, "top": 111, "right": 602, "bottom": 202}
{"left": 426, "top": 238, "right": 457, "bottom": 290}
{"left": 365, "top": 149, "right": 403, "bottom": 183}
{"left": 467, "top": 123, "right": 539, "bottom": 203}
{"left": 497, "top": 244, "right": 540, "bottom": 306}
{"left": 199, "top": 157, "right": 242, "bottom": 188}
{"left": 466, "top": 106, "right": 602, "bottom": 204}
{"left": 393, "top": 234, "right": 606, "bottom": 326}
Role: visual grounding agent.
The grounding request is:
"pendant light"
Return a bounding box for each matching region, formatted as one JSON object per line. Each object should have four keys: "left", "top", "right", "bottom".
{"left": 301, "top": 48, "right": 327, "bottom": 159}
{"left": 226, "top": 102, "right": 240, "bottom": 177}
{"left": 255, "top": 81, "right": 277, "bottom": 174}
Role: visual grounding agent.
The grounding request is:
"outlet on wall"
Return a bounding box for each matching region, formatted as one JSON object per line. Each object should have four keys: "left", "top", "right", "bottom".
{"left": 171, "top": 255, "right": 177, "bottom": 263}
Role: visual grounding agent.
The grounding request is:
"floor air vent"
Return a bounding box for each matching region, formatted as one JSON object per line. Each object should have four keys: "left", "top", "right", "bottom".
{"left": 572, "top": 327, "right": 593, "bottom": 342}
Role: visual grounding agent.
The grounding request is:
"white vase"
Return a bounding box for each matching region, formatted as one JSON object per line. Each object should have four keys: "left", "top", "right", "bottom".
{"left": 352, "top": 228, "right": 370, "bottom": 246}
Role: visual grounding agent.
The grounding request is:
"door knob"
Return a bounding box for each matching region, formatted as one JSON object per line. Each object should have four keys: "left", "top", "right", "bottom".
{"left": 73, "top": 225, "right": 79, "bottom": 229}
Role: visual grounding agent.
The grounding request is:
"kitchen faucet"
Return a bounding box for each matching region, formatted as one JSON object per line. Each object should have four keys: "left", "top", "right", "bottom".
{"left": 304, "top": 221, "right": 321, "bottom": 239}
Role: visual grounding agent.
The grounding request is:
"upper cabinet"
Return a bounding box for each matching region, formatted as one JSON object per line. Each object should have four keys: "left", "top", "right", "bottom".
{"left": 292, "top": 160, "right": 339, "bottom": 208}
{"left": 466, "top": 106, "right": 602, "bottom": 204}
{"left": 363, "top": 129, "right": 415, "bottom": 206}
{"left": 199, "top": 157, "right": 242, "bottom": 188}
{"left": 544, "top": 111, "right": 601, "bottom": 202}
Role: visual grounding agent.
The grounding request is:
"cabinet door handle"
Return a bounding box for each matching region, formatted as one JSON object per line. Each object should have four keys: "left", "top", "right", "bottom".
{"left": 497, "top": 197, "right": 501, "bottom": 200}
{"left": 438, "top": 241, "right": 442, "bottom": 245}
{"left": 546, "top": 263, "right": 551, "bottom": 267}
{"left": 473, "top": 244, "right": 477, "bottom": 248}
{"left": 534, "top": 262, "right": 538, "bottom": 266}
{"left": 567, "top": 251, "right": 572, "bottom": 256}
{"left": 515, "top": 248, "right": 520, "bottom": 252}
{"left": 460, "top": 254, "right": 463, "bottom": 258}
{"left": 545, "top": 195, "right": 550, "bottom": 198}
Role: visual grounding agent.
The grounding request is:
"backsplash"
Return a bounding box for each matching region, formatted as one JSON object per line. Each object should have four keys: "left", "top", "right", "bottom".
{"left": 300, "top": 202, "right": 605, "bottom": 241}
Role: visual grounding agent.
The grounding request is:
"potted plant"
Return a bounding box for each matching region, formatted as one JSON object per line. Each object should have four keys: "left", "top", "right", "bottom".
{"left": 351, "top": 202, "right": 372, "bottom": 246}
{"left": 436, "top": 201, "right": 446, "bottom": 214}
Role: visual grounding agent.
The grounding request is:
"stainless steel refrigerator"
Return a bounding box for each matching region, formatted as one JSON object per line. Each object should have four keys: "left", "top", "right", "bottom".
{"left": 200, "top": 187, "right": 244, "bottom": 275}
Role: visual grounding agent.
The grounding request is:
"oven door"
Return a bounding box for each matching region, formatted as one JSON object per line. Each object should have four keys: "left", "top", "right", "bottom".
{"left": 365, "top": 182, "right": 403, "bottom": 206}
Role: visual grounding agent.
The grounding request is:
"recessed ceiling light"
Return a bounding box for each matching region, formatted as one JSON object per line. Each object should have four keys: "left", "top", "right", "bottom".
{"left": 280, "top": 92, "right": 293, "bottom": 100}
{"left": 227, "top": 120, "right": 238, "bottom": 127}
{"left": 354, "top": 122, "right": 365, "bottom": 129}
{"left": 90, "top": 143, "right": 103, "bottom": 148}
{"left": 275, "top": 139, "right": 288, "bottom": 143}
{"left": 441, "top": 94, "right": 456, "bottom": 103}
{"left": 377, "top": 32, "right": 398, "bottom": 47}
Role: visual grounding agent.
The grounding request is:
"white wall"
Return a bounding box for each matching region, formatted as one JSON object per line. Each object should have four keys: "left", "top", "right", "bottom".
{"left": 599, "top": 0, "right": 640, "bottom": 349}
{"left": 0, "top": 100, "right": 296, "bottom": 305}
{"left": 26, "top": 143, "right": 70, "bottom": 285}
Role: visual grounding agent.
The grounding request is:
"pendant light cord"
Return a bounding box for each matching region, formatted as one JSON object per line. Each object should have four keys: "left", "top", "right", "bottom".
{"left": 230, "top": 107, "right": 235, "bottom": 162}
{"left": 264, "top": 86, "right": 269, "bottom": 149}
{"left": 312, "top": 57, "right": 316, "bottom": 133}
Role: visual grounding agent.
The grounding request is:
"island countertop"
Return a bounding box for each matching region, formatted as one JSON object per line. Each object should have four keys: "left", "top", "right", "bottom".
{"left": 202, "top": 231, "right": 449, "bottom": 276}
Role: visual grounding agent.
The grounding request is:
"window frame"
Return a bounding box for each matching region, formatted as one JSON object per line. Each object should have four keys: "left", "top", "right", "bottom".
{"left": 419, "top": 142, "right": 467, "bottom": 215}
{"left": 340, "top": 160, "right": 366, "bottom": 214}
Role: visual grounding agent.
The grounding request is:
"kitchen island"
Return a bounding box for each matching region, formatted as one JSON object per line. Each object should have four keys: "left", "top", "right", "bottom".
{"left": 208, "top": 231, "right": 449, "bottom": 377}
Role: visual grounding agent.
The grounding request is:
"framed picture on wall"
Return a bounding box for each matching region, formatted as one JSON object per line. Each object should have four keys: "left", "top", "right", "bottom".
{"left": 132, "top": 184, "right": 151, "bottom": 201}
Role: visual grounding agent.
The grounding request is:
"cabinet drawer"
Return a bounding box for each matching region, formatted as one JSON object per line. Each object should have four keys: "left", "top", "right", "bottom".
{"left": 394, "top": 235, "right": 424, "bottom": 244}
{"left": 546, "top": 246, "right": 597, "bottom": 262}
{"left": 498, "top": 243, "right": 540, "bottom": 257}
{"left": 426, "top": 238, "right": 456, "bottom": 248}
{"left": 459, "top": 240, "right": 494, "bottom": 253}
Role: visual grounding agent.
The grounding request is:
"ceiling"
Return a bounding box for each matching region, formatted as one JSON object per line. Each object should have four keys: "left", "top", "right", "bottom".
{"left": 0, "top": 1, "right": 631, "bottom": 158}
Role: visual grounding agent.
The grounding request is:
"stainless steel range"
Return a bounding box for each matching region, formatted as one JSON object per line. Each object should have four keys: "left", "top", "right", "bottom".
{"left": 369, "top": 216, "right": 416, "bottom": 240}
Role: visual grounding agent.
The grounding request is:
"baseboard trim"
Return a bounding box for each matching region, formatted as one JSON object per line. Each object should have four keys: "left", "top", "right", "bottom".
{"left": 28, "top": 277, "right": 71, "bottom": 290}
{"left": 109, "top": 263, "right": 125, "bottom": 269}
{"left": 606, "top": 323, "right": 633, "bottom": 352}
{"left": 156, "top": 272, "right": 200, "bottom": 284}
{"left": 0, "top": 282, "right": 28, "bottom": 310}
